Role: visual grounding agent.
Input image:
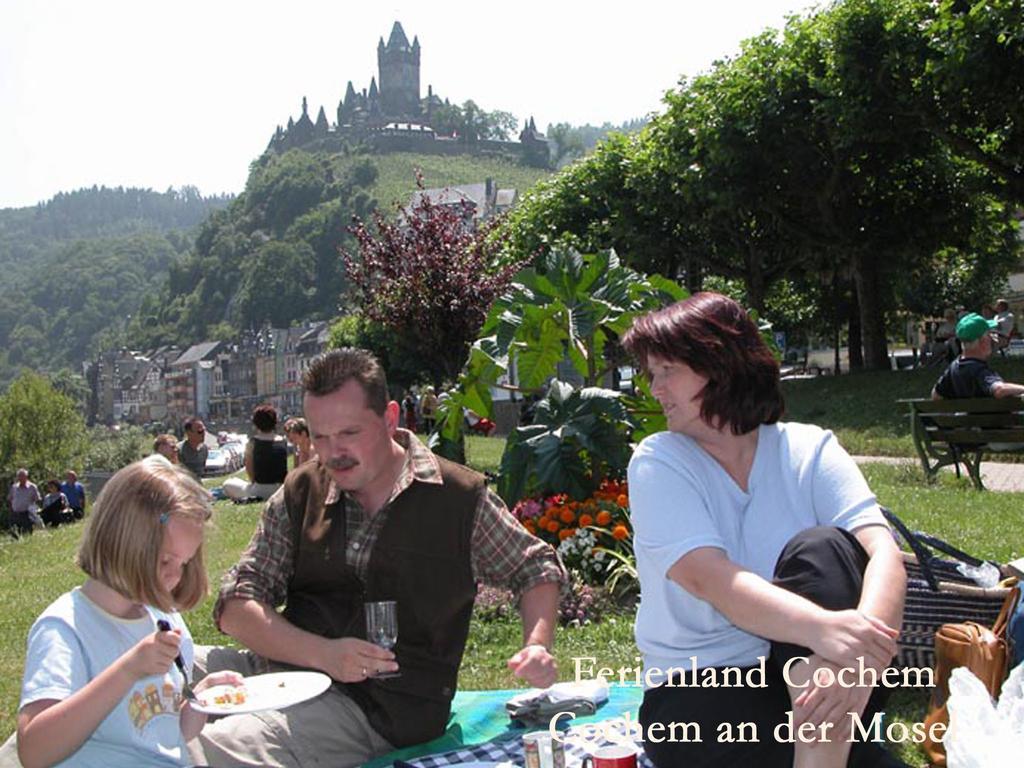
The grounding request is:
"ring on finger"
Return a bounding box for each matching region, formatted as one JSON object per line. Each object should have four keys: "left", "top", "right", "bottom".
{"left": 362, "top": 667, "right": 367, "bottom": 677}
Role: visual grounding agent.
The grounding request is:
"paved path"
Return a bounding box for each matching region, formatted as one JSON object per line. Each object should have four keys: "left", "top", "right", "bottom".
{"left": 852, "top": 455, "right": 1024, "bottom": 493}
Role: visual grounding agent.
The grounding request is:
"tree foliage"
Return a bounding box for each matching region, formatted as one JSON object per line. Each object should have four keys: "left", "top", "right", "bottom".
{"left": 545, "top": 118, "right": 650, "bottom": 168}
{"left": 431, "top": 100, "right": 518, "bottom": 142}
{"left": 496, "top": 0, "right": 1022, "bottom": 370}
{"left": 343, "top": 181, "right": 528, "bottom": 387}
{"left": 0, "top": 372, "right": 88, "bottom": 489}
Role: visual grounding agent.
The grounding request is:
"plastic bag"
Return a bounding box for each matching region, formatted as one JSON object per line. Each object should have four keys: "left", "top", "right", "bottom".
{"left": 945, "top": 663, "right": 1024, "bottom": 767}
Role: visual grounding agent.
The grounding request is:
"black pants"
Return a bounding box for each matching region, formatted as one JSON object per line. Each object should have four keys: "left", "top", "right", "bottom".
{"left": 8, "top": 511, "right": 34, "bottom": 537}
{"left": 640, "top": 527, "right": 907, "bottom": 768}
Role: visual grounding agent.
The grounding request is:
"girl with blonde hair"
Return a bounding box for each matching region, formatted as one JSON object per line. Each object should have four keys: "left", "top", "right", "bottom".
{"left": 16, "top": 459, "right": 241, "bottom": 767}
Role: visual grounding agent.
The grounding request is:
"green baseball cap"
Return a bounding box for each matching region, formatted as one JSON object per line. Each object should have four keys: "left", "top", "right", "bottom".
{"left": 955, "top": 312, "right": 998, "bottom": 342}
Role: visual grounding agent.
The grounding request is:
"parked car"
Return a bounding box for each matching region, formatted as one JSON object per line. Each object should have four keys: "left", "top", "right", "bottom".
{"left": 204, "top": 448, "right": 232, "bottom": 476}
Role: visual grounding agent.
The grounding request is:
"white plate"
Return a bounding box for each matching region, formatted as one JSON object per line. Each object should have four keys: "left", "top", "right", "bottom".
{"left": 191, "top": 671, "right": 332, "bottom": 715}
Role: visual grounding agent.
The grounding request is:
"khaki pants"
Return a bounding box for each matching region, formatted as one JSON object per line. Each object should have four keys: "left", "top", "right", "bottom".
{"left": 187, "top": 646, "right": 393, "bottom": 768}
{"left": 0, "top": 732, "right": 21, "bottom": 768}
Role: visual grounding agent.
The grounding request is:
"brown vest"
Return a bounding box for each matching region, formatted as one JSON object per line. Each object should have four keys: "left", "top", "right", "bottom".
{"left": 281, "top": 457, "right": 481, "bottom": 746}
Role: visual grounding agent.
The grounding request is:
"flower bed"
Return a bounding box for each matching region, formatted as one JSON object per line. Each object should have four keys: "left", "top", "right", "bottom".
{"left": 511, "top": 479, "right": 635, "bottom": 592}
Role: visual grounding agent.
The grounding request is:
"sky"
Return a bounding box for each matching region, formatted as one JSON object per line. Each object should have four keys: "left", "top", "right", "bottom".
{"left": 0, "top": 0, "right": 817, "bottom": 209}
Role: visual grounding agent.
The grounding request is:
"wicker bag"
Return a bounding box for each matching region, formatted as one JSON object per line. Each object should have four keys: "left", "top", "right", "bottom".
{"left": 883, "top": 509, "right": 1016, "bottom": 670}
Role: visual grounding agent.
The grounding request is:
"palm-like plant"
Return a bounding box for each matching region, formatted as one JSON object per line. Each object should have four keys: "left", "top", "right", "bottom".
{"left": 497, "top": 380, "right": 633, "bottom": 504}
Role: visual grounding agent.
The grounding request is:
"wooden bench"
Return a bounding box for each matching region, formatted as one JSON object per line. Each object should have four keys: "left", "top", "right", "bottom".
{"left": 900, "top": 397, "right": 1024, "bottom": 489}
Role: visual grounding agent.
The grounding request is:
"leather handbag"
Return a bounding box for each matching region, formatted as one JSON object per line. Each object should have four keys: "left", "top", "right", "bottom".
{"left": 921, "top": 585, "right": 1020, "bottom": 766}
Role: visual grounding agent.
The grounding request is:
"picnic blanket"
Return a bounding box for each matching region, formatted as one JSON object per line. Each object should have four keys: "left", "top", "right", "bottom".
{"left": 361, "top": 684, "right": 649, "bottom": 767}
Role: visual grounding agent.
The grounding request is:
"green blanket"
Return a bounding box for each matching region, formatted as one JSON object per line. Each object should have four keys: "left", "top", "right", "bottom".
{"left": 361, "top": 684, "right": 644, "bottom": 767}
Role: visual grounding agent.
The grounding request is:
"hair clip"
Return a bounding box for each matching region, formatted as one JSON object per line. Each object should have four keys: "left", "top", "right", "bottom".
{"left": 159, "top": 512, "right": 169, "bottom": 525}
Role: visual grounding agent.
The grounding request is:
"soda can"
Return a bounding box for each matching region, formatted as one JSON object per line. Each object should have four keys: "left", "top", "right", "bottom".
{"left": 550, "top": 736, "right": 566, "bottom": 768}
{"left": 523, "top": 731, "right": 543, "bottom": 768}
{"left": 523, "top": 731, "right": 566, "bottom": 768}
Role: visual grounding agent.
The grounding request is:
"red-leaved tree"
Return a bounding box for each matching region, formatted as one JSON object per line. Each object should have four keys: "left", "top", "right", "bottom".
{"left": 342, "top": 178, "right": 527, "bottom": 387}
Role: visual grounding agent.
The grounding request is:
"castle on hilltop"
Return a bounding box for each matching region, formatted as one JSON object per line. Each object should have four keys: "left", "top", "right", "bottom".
{"left": 267, "top": 22, "right": 550, "bottom": 167}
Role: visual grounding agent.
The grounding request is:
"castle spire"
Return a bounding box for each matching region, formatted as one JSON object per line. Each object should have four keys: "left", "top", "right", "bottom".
{"left": 302, "top": 96, "right": 309, "bottom": 116}
{"left": 387, "top": 21, "right": 410, "bottom": 50}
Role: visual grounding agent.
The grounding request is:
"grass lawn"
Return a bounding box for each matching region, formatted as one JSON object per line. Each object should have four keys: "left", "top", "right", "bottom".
{"left": 3, "top": 375, "right": 1023, "bottom": 765}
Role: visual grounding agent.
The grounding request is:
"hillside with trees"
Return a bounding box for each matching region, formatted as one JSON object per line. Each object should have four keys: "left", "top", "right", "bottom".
{"left": 134, "top": 149, "right": 553, "bottom": 348}
{"left": 0, "top": 186, "right": 231, "bottom": 388}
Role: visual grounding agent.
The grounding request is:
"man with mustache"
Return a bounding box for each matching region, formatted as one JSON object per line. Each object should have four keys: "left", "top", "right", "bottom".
{"left": 190, "top": 348, "right": 566, "bottom": 768}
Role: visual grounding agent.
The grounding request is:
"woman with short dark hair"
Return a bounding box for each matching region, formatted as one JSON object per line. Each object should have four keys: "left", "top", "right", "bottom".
{"left": 622, "top": 293, "right": 907, "bottom": 767}
{"left": 223, "top": 403, "right": 288, "bottom": 502}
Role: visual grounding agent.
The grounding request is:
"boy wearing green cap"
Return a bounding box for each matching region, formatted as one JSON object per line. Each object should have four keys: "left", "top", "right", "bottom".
{"left": 931, "top": 312, "right": 1024, "bottom": 399}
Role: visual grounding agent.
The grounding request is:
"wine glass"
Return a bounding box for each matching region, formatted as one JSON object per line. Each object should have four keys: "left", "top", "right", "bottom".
{"left": 364, "top": 600, "right": 401, "bottom": 678}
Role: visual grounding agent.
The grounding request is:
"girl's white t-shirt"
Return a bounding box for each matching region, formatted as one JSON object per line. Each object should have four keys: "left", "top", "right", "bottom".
{"left": 20, "top": 587, "right": 194, "bottom": 767}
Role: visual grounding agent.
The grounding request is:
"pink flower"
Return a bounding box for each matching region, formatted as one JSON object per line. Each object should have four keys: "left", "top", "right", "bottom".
{"left": 513, "top": 498, "right": 543, "bottom": 519}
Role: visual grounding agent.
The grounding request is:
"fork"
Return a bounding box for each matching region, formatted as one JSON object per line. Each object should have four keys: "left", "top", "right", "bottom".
{"left": 156, "top": 619, "right": 197, "bottom": 701}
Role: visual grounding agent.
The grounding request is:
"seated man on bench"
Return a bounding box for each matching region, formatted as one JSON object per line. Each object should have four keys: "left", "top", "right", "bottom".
{"left": 932, "top": 312, "right": 1024, "bottom": 401}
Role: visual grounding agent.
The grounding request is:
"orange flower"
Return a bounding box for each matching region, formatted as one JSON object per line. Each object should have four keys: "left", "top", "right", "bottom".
{"left": 558, "top": 528, "right": 576, "bottom": 541}
{"left": 578, "top": 513, "right": 594, "bottom": 527}
{"left": 616, "top": 494, "right": 629, "bottom": 508}
{"left": 559, "top": 508, "right": 575, "bottom": 524}
{"left": 596, "top": 510, "right": 612, "bottom": 526}
{"left": 546, "top": 519, "right": 560, "bottom": 533}
{"left": 523, "top": 520, "right": 536, "bottom": 534}
{"left": 612, "top": 525, "right": 629, "bottom": 540}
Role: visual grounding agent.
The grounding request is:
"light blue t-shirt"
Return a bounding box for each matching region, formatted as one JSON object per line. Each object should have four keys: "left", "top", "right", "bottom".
{"left": 20, "top": 587, "right": 194, "bottom": 767}
{"left": 628, "top": 422, "right": 885, "bottom": 687}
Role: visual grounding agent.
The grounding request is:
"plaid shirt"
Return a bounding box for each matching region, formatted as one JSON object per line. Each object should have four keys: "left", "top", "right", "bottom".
{"left": 215, "top": 430, "right": 565, "bottom": 629}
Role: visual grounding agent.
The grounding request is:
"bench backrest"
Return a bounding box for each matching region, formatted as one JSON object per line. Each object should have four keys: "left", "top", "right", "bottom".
{"left": 900, "top": 397, "right": 1024, "bottom": 445}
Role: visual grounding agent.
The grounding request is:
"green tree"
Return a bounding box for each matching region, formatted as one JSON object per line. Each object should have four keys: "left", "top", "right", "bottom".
{"left": 0, "top": 372, "right": 88, "bottom": 488}
{"left": 915, "top": 0, "right": 1024, "bottom": 202}
{"left": 238, "top": 241, "right": 316, "bottom": 328}
{"left": 431, "top": 100, "right": 517, "bottom": 142}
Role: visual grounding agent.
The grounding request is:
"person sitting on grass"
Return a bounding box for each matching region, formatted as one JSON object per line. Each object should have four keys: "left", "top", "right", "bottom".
{"left": 282, "top": 417, "right": 316, "bottom": 468}
{"left": 7, "top": 469, "right": 41, "bottom": 538}
{"left": 187, "top": 348, "right": 564, "bottom": 768}
{"left": 152, "top": 434, "right": 181, "bottom": 465}
{"left": 932, "top": 312, "right": 1024, "bottom": 400}
{"left": 39, "top": 480, "right": 71, "bottom": 527}
{"left": 14, "top": 459, "right": 242, "bottom": 767}
{"left": 60, "top": 471, "right": 86, "bottom": 521}
{"left": 223, "top": 403, "right": 289, "bottom": 502}
{"left": 622, "top": 293, "right": 908, "bottom": 768}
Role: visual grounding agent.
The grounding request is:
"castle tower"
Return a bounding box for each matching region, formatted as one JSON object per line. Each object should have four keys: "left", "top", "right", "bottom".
{"left": 377, "top": 21, "right": 420, "bottom": 118}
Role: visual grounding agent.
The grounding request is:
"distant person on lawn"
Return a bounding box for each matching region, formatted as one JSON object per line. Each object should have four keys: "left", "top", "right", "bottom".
{"left": 931, "top": 312, "right": 1024, "bottom": 400}
{"left": 995, "top": 298, "right": 1016, "bottom": 352}
{"left": 60, "top": 470, "right": 86, "bottom": 520}
{"left": 7, "top": 469, "right": 41, "bottom": 537}
{"left": 40, "top": 479, "right": 72, "bottom": 527}
{"left": 177, "top": 418, "right": 208, "bottom": 479}
{"left": 152, "top": 433, "right": 181, "bottom": 465}
{"left": 223, "top": 403, "right": 288, "bottom": 502}
{"left": 283, "top": 417, "right": 316, "bottom": 468}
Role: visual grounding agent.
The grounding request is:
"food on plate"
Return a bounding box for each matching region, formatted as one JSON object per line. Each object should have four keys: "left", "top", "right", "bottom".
{"left": 201, "top": 685, "right": 248, "bottom": 707}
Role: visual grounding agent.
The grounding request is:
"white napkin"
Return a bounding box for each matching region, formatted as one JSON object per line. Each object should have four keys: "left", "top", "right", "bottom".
{"left": 507, "top": 679, "right": 610, "bottom": 708}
